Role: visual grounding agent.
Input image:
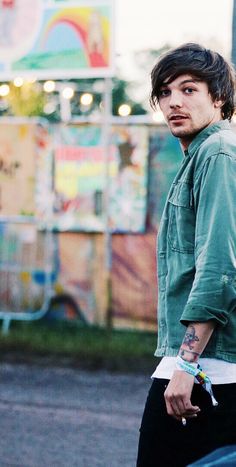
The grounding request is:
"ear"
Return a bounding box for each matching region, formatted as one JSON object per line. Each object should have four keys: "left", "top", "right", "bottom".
{"left": 214, "top": 99, "right": 224, "bottom": 109}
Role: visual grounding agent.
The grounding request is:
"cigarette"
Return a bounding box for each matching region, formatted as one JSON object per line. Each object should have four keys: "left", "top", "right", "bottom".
{"left": 181, "top": 417, "right": 187, "bottom": 426}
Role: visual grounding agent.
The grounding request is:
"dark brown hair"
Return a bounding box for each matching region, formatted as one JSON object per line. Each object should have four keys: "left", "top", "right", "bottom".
{"left": 150, "top": 43, "right": 236, "bottom": 120}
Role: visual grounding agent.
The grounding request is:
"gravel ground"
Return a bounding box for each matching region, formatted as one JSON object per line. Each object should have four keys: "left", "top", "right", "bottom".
{"left": 0, "top": 363, "right": 152, "bottom": 467}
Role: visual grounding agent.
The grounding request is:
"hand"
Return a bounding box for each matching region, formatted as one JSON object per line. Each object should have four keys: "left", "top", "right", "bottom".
{"left": 164, "top": 370, "right": 201, "bottom": 421}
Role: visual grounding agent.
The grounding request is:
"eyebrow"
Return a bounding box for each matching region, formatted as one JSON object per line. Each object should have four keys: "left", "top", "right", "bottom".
{"left": 161, "top": 78, "right": 201, "bottom": 87}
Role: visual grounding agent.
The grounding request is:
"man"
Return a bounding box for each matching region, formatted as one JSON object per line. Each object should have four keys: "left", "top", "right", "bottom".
{"left": 136, "top": 43, "right": 236, "bottom": 467}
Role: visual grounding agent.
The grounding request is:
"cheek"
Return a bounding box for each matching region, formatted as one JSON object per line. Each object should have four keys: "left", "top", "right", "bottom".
{"left": 197, "top": 100, "right": 214, "bottom": 114}
{"left": 158, "top": 102, "right": 165, "bottom": 113}
{"left": 190, "top": 105, "right": 209, "bottom": 120}
{"left": 159, "top": 99, "right": 169, "bottom": 112}
{"left": 159, "top": 108, "right": 168, "bottom": 121}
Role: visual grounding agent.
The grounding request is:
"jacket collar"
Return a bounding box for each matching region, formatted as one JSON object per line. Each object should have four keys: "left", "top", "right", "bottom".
{"left": 184, "top": 120, "right": 231, "bottom": 158}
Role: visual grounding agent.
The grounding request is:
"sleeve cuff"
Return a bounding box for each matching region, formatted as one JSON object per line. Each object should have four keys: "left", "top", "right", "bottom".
{"left": 180, "top": 304, "right": 229, "bottom": 327}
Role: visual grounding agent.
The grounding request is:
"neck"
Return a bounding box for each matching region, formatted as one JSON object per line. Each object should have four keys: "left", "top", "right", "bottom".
{"left": 179, "top": 136, "right": 193, "bottom": 151}
{"left": 179, "top": 116, "right": 224, "bottom": 151}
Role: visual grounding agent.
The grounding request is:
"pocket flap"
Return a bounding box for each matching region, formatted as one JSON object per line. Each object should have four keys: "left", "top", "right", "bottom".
{"left": 168, "top": 182, "right": 193, "bottom": 209}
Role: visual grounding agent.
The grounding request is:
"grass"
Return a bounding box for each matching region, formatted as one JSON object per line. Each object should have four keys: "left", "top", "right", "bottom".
{"left": 0, "top": 320, "right": 158, "bottom": 373}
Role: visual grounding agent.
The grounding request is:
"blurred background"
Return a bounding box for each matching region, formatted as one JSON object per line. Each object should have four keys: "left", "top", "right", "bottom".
{"left": 0, "top": 0, "right": 235, "bottom": 341}
{"left": 0, "top": 4, "right": 235, "bottom": 465}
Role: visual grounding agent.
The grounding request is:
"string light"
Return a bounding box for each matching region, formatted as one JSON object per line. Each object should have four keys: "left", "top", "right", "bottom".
{"left": 0, "top": 84, "right": 10, "bottom": 97}
{"left": 80, "top": 92, "right": 93, "bottom": 106}
{"left": 62, "top": 87, "right": 74, "bottom": 99}
{"left": 118, "top": 104, "right": 131, "bottom": 117}
{"left": 43, "top": 80, "right": 56, "bottom": 93}
{"left": 13, "top": 77, "right": 24, "bottom": 87}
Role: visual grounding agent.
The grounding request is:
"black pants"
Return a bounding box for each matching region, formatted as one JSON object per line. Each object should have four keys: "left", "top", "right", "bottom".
{"left": 136, "top": 379, "right": 236, "bottom": 467}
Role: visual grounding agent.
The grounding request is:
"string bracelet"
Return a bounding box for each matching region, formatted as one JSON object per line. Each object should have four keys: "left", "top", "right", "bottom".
{"left": 176, "top": 357, "right": 198, "bottom": 376}
{"left": 176, "top": 355, "right": 218, "bottom": 407}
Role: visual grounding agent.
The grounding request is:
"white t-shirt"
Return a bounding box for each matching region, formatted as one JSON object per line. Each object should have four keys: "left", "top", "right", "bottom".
{"left": 152, "top": 356, "right": 236, "bottom": 384}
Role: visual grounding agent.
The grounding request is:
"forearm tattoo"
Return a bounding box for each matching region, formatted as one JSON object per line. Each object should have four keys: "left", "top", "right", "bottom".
{"left": 182, "top": 325, "right": 199, "bottom": 350}
{"left": 179, "top": 348, "right": 200, "bottom": 362}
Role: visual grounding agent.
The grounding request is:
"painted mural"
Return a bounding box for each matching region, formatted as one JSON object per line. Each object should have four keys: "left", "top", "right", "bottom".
{"left": 109, "top": 126, "right": 148, "bottom": 232}
{"left": 148, "top": 126, "right": 183, "bottom": 228}
{"left": 110, "top": 127, "right": 183, "bottom": 329}
{"left": 0, "top": 221, "right": 55, "bottom": 314}
{"left": 54, "top": 124, "right": 105, "bottom": 231}
{"left": 0, "top": 122, "right": 53, "bottom": 218}
{"left": 53, "top": 124, "right": 148, "bottom": 233}
{"left": 0, "top": 0, "right": 114, "bottom": 79}
{"left": 0, "top": 122, "right": 54, "bottom": 317}
{"left": 0, "top": 123, "right": 37, "bottom": 216}
{"left": 55, "top": 232, "right": 107, "bottom": 324}
{"left": 0, "top": 122, "right": 183, "bottom": 329}
{"left": 35, "top": 123, "right": 54, "bottom": 220}
{"left": 111, "top": 233, "right": 157, "bottom": 330}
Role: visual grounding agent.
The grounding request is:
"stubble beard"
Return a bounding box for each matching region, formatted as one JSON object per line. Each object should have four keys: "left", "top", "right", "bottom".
{"left": 168, "top": 121, "right": 201, "bottom": 144}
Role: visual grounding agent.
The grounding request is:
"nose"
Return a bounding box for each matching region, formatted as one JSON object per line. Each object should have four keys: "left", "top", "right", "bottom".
{"left": 169, "top": 90, "right": 183, "bottom": 108}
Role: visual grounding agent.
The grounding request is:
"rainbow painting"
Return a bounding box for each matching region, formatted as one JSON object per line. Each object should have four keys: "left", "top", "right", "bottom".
{"left": 9, "top": 1, "right": 114, "bottom": 79}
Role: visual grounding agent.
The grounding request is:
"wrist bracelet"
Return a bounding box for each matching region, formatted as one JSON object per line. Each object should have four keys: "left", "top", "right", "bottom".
{"left": 176, "top": 355, "right": 218, "bottom": 407}
{"left": 176, "top": 355, "right": 198, "bottom": 376}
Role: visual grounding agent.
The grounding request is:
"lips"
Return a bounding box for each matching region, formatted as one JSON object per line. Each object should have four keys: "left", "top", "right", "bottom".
{"left": 169, "top": 114, "right": 188, "bottom": 121}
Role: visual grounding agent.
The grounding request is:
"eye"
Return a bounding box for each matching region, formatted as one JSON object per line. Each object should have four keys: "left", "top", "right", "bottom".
{"left": 159, "top": 89, "right": 170, "bottom": 98}
{"left": 184, "top": 87, "right": 195, "bottom": 94}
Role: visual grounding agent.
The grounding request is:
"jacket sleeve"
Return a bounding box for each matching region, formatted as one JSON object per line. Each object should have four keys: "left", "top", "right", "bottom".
{"left": 180, "top": 153, "right": 236, "bottom": 326}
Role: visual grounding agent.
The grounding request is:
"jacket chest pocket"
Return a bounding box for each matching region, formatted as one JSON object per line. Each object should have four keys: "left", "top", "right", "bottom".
{"left": 167, "top": 182, "right": 195, "bottom": 254}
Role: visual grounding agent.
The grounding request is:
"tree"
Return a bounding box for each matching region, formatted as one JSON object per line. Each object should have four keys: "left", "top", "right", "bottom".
{"left": 112, "top": 78, "right": 146, "bottom": 115}
{"left": 6, "top": 82, "right": 46, "bottom": 117}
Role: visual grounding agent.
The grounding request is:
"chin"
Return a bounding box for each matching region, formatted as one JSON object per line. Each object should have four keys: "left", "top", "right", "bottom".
{"left": 170, "top": 127, "right": 198, "bottom": 138}
{"left": 170, "top": 129, "right": 192, "bottom": 138}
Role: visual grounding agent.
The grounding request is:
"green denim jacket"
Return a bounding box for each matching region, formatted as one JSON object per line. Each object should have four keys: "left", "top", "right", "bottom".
{"left": 155, "top": 120, "right": 236, "bottom": 363}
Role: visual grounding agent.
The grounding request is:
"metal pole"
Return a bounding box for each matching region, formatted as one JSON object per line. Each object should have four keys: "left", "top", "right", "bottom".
{"left": 59, "top": 88, "right": 71, "bottom": 122}
{"left": 102, "top": 77, "right": 113, "bottom": 330}
{"left": 232, "top": 0, "right": 236, "bottom": 66}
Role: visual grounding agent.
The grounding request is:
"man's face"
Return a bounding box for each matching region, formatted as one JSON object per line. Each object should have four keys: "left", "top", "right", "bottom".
{"left": 158, "top": 74, "right": 223, "bottom": 150}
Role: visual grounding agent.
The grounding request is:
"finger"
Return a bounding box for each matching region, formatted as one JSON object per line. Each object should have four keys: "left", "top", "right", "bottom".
{"left": 165, "top": 396, "right": 183, "bottom": 417}
{"left": 170, "top": 398, "right": 186, "bottom": 417}
{"left": 184, "top": 408, "right": 201, "bottom": 416}
{"left": 165, "top": 397, "right": 174, "bottom": 417}
{"left": 173, "top": 399, "right": 200, "bottom": 419}
{"left": 164, "top": 387, "right": 186, "bottom": 416}
{"left": 183, "top": 400, "right": 200, "bottom": 414}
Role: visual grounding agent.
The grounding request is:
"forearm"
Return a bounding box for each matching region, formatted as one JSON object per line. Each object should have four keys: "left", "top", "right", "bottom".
{"left": 178, "top": 321, "right": 216, "bottom": 363}
{"left": 164, "top": 321, "right": 216, "bottom": 420}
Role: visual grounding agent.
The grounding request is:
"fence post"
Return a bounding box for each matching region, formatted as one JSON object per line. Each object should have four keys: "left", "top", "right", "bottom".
{"left": 102, "top": 77, "right": 113, "bottom": 331}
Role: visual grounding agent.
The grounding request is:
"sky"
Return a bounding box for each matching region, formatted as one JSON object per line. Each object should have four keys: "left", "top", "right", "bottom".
{"left": 115, "top": 0, "right": 234, "bottom": 82}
